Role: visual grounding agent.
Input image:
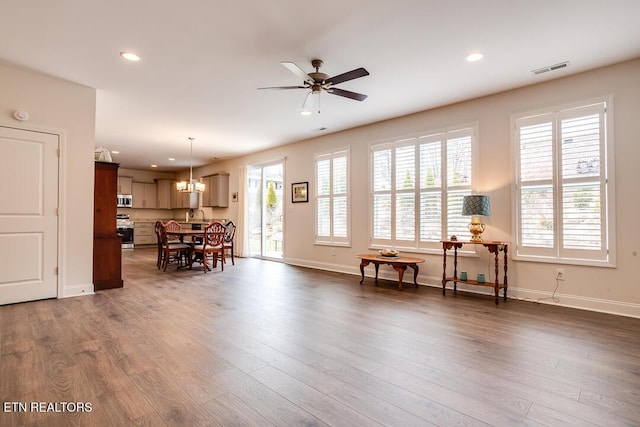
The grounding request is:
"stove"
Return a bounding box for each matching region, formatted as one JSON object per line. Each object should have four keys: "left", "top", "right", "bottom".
{"left": 116, "top": 214, "right": 134, "bottom": 249}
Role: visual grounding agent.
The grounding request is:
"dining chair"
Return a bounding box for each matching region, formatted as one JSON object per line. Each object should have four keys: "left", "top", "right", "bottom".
{"left": 190, "top": 221, "right": 225, "bottom": 272}
{"left": 164, "top": 220, "right": 183, "bottom": 244}
{"left": 154, "top": 220, "right": 164, "bottom": 269}
{"left": 221, "top": 220, "right": 236, "bottom": 265}
{"left": 157, "top": 221, "right": 192, "bottom": 271}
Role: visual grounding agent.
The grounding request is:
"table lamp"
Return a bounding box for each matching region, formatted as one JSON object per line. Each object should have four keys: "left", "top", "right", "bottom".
{"left": 462, "top": 195, "right": 491, "bottom": 242}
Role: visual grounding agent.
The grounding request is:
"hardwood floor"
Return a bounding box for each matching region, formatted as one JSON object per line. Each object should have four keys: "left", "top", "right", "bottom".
{"left": 1, "top": 248, "right": 640, "bottom": 426}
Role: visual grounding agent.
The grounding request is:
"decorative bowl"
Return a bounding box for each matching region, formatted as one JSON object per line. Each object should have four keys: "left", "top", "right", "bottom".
{"left": 379, "top": 249, "right": 399, "bottom": 257}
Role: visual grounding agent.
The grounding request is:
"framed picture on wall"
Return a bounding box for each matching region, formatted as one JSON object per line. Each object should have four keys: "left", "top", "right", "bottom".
{"left": 291, "top": 181, "right": 308, "bottom": 203}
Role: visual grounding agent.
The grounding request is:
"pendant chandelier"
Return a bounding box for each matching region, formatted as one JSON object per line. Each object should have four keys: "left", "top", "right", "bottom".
{"left": 176, "top": 137, "right": 205, "bottom": 193}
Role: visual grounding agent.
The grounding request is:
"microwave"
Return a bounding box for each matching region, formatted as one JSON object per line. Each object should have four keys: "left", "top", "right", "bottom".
{"left": 117, "top": 194, "right": 132, "bottom": 208}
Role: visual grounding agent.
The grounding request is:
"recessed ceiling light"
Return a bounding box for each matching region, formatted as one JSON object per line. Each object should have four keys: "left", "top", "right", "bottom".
{"left": 151, "top": 164, "right": 158, "bottom": 168}
{"left": 111, "top": 150, "right": 120, "bottom": 154}
{"left": 168, "top": 158, "right": 175, "bottom": 161}
{"left": 120, "top": 51, "right": 141, "bottom": 62}
{"left": 466, "top": 52, "right": 484, "bottom": 62}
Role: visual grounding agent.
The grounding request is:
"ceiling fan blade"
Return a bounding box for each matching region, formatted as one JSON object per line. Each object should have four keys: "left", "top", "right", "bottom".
{"left": 327, "top": 67, "right": 369, "bottom": 85}
{"left": 258, "top": 85, "right": 307, "bottom": 90}
{"left": 327, "top": 87, "right": 368, "bottom": 101}
{"left": 281, "top": 61, "right": 314, "bottom": 84}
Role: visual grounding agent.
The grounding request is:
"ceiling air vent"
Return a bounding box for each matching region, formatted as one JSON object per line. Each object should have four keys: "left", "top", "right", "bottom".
{"left": 531, "top": 61, "right": 570, "bottom": 75}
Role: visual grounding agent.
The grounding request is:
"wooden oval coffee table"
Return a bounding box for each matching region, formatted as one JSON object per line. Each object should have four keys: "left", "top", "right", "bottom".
{"left": 357, "top": 254, "right": 425, "bottom": 290}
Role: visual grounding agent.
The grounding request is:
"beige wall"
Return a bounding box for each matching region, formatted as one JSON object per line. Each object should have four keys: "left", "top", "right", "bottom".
{"left": 199, "top": 58, "right": 640, "bottom": 317}
{"left": 0, "top": 63, "right": 96, "bottom": 297}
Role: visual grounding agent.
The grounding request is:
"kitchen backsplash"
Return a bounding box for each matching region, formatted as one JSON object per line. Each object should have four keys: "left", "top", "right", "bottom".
{"left": 117, "top": 207, "right": 221, "bottom": 223}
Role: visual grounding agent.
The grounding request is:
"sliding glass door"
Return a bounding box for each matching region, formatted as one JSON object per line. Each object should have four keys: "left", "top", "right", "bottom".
{"left": 247, "top": 161, "right": 284, "bottom": 260}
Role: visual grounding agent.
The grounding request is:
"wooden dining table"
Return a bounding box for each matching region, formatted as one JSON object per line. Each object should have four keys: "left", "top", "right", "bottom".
{"left": 170, "top": 228, "right": 232, "bottom": 272}
{"left": 168, "top": 229, "right": 204, "bottom": 242}
{"left": 165, "top": 230, "right": 204, "bottom": 269}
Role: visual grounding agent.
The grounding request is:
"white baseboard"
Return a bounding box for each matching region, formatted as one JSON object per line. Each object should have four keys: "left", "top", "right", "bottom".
{"left": 283, "top": 257, "right": 640, "bottom": 319}
{"left": 507, "top": 287, "right": 640, "bottom": 319}
{"left": 61, "top": 284, "right": 94, "bottom": 298}
{"left": 285, "top": 257, "right": 361, "bottom": 276}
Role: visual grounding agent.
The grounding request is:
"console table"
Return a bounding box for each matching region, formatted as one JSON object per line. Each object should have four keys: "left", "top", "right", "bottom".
{"left": 441, "top": 240, "right": 509, "bottom": 305}
{"left": 357, "top": 254, "right": 425, "bottom": 290}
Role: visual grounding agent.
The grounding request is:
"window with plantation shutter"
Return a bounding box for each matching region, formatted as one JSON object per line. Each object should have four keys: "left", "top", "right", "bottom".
{"left": 315, "top": 149, "right": 350, "bottom": 245}
{"left": 513, "top": 99, "right": 614, "bottom": 266}
{"left": 370, "top": 126, "right": 476, "bottom": 251}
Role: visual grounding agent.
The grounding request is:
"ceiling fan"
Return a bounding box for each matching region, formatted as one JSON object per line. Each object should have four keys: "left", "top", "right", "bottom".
{"left": 258, "top": 59, "right": 369, "bottom": 114}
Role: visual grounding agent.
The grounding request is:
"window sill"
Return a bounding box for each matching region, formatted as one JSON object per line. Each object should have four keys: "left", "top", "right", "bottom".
{"left": 369, "top": 245, "right": 480, "bottom": 258}
{"left": 314, "top": 241, "right": 351, "bottom": 248}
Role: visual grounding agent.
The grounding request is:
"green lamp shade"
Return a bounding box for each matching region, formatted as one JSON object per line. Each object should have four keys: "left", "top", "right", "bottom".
{"left": 462, "top": 195, "right": 491, "bottom": 216}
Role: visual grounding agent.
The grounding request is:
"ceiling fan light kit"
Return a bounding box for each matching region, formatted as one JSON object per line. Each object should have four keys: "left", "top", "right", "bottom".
{"left": 259, "top": 59, "right": 369, "bottom": 114}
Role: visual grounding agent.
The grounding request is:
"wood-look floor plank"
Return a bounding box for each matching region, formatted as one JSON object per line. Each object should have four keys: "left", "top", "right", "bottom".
{"left": 578, "top": 388, "right": 640, "bottom": 424}
{"left": 130, "top": 368, "right": 217, "bottom": 427}
{"left": 250, "top": 365, "right": 383, "bottom": 426}
{"left": 218, "top": 367, "right": 330, "bottom": 426}
{"left": 372, "top": 364, "right": 541, "bottom": 426}
{"left": 201, "top": 392, "right": 276, "bottom": 427}
{"left": 311, "top": 356, "right": 488, "bottom": 426}
{"left": 329, "top": 382, "right": 439, "bottom": 427}
{"left": 414, "top": 337, "right": 640, "bottom": 426}
{"left": 526, "top": 403, "right": 600, "bottom": 426}
{"left": 0, "top": 302, "right": 36, "bottom": 356}
{"left": 214, "top": 326, "right": 348, "bottom": 395}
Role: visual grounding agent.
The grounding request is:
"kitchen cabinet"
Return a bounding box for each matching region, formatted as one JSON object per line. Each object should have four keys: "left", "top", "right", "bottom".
{"left": 171, "top": 187, "right": 198, "bottom": 209}
{"left": 156, "top": 179, "right": 174, "bottom": 209}
{"left": 202, "top": 172, "right": 229, "bottom": 207}
{"left": 134, "top": 222, "right": 156, "bottom": 245}
{"left": 117, "top": 176, "right": 132, "bottom": 194}
{"left": 94, "top": 161, "right": 123, "bottom": 290}
{"left": 132, "top": 182, "right": 157, "bottom": 209}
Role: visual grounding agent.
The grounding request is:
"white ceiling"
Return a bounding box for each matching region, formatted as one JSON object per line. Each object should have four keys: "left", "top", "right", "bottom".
{"left": 2, "top": 1, "right": 640, "bottom": 171}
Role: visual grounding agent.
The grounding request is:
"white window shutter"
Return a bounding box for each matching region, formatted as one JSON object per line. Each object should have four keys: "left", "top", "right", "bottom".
{"left": 513, "top": 101, "right": 612, "bottom": 265}
{"left": 370, "top": 127, "right": 475, "bottom": 250}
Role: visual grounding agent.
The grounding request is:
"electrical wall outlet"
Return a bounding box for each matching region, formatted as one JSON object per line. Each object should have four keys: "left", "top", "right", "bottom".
{"left": 555, "top": 268, "right": 565, "bottom": 281}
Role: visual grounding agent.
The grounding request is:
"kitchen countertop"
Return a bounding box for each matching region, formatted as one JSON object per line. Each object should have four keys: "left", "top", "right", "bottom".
{"left": 130, "top": 218, "right": 226, "bottom": 225}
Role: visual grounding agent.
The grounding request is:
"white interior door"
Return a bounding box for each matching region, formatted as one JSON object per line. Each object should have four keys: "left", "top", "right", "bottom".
{"left": 0, "top": 126, "right": 59, "bottom": 305}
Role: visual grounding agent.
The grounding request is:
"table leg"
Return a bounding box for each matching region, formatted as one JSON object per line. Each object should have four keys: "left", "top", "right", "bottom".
{"left": 409, "top": 263, "right": 419, "bottom": 288}
{"left": 374, "top": 263, "right": 380, "bottom": 284}
{"left": 391, "top": 264, "right": 407, "bottom": 291}
{"left": 494, "top": 250, "right": 500, "bottom": 305}
{"left": 453, "top": 246, "right": 458, "bottom": 294}
{"left": 359, "top": 259, "right": 371, "bottom": 284}
{"left": 503, "top": 246, "right": 508, "bottom": 301}
{"left": 442, "top": 247, "right": 447, "bottom": 295}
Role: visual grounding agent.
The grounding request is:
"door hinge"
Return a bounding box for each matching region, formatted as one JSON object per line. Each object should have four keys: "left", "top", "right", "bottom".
{"left": 56, "top": 208, "right": 60, "bottom": 216}
{"left": 54, "top": 267, "right": 59, "bottom": 275}
{"left": 57, "top": 148, "right": 61, "bottom": 157}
